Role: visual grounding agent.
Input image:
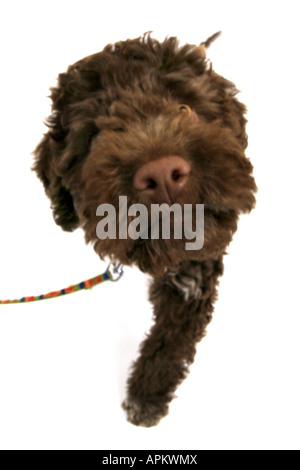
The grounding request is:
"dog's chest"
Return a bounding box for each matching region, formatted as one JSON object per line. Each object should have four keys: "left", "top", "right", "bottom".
{"left": 165, "top": 266, "right": 203, "bottom": 302}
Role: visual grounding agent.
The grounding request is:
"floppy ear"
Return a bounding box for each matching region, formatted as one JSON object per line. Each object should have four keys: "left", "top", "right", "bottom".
{"left": 200, "top": 33, "right": 248, "bottom": 150}
{"left": 33, "top": 132, "right": 80, "bottom": 231}
{"left": 33, "top": 61, "right": 100, "bottom": 231}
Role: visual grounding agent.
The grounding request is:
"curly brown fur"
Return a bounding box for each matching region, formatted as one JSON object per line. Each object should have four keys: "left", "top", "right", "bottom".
{"left": 33, "top": 33, "right": 257, "bottom": 426}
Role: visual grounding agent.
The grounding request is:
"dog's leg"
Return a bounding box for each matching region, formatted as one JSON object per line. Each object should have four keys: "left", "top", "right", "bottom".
{"left": 122, "top": 257, "right": 224, "bottom": 427}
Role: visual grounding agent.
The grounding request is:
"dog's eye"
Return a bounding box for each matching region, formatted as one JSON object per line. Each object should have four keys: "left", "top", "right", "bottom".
{"left": 178, "top": 104, "right": 192, "bottom": 114}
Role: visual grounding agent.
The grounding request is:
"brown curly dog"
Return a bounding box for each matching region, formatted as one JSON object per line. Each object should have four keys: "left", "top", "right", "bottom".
{"left": 33, "top": 32, "right": 257, "bottom": 427}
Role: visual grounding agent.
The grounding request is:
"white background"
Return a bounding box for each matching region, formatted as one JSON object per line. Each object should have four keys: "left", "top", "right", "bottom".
{"left": 0, "top": 0, "right": 299, "bottom": 450}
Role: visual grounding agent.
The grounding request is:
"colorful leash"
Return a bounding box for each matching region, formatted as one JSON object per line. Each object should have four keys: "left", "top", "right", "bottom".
{"left": 0, "top": 263, "right": 124, "bottom": 305}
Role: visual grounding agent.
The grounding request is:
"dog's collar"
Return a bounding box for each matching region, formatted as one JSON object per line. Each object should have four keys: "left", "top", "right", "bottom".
{"left": 0, "top": 263, "right": 124, "bottom": 305}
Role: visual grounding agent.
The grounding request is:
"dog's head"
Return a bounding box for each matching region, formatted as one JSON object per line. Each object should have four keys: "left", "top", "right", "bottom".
{"left": 34, "top": 33, "right": 256, "bottom": 276}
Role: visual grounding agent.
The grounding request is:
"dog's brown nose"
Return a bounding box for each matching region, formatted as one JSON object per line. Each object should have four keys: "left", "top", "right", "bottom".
{"left": 133, "top": 156, "right": 191, "bottom": 204}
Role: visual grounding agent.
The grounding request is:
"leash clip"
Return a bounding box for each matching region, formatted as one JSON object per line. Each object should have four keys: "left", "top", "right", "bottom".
{"left": 107, "top": 262, "right": 124, "bottom": 282}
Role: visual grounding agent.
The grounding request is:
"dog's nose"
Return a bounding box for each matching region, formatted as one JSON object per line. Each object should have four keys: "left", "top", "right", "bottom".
{"left": 133, "top": 156, "right": 191, "bottom": 204}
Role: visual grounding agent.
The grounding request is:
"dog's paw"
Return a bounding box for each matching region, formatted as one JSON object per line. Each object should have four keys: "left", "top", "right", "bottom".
{"left": 122, "top": 396, "right": 168, "bottom": 427}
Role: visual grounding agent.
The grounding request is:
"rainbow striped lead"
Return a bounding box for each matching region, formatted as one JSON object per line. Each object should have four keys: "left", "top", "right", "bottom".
{"left": 0, "top": 271, "right": 112, "bottom": 304}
